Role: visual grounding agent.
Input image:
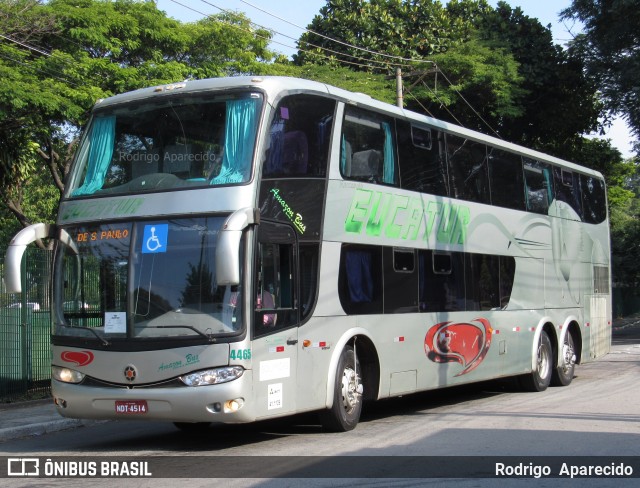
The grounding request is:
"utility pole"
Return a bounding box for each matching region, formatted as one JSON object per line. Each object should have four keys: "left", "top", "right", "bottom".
{"left": 396, "top": 67, "right": 403, "bottom": 108}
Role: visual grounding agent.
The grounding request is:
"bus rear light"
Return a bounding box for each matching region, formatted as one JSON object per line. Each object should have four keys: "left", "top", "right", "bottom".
{"left": 179, "top": 366, "right": 244, "bottom": 386}
{"left": 52, "top": 366, "right": 85, "bottom": 384}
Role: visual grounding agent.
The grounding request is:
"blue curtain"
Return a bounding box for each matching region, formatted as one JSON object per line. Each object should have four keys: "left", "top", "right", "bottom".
{"left": 211, "top": 98, "right": 259, "bottom": 185}
{"left": 346, "top": 251, "right": 373, "bottom": 303}
{"left": 382, "top": 122, "right": 395, "bottom": 184}
{"left": 72, "top": 116, "right": 116, "bottom": 196}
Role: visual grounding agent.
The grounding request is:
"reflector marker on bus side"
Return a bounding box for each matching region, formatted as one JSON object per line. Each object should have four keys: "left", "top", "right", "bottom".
{"left": 512, "top": 327, "right": 520, "bottom": 332}
{"left": 268, "top": 346, "right": 285, "bottom": 353}
{"left": 394, "top": 336, "right": 405, "bottom": 342}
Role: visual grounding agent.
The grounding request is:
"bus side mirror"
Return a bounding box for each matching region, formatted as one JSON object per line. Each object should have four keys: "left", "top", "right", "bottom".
{"left": 4, "top": 224, "right": 78, "bottom": 293}
{"left": 216, "top": 207, "right": 259, "bottom": 286}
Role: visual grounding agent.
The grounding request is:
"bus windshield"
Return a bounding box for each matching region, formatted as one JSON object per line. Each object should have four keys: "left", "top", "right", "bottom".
{"left": 65, "top": 92, "right": 262, "bottom": 197}
{"left": 53, "top": 217, "right": 243, "bottom": 344}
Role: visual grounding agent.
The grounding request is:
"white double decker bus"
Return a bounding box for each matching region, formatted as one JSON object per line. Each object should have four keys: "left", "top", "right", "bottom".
{"left": 5, "top": 76, "right": 611, "bottom": 431}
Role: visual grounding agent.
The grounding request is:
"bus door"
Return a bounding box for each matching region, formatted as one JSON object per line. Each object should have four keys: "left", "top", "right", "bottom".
{"left": 251, "top": 220, "right": 299, "bottom": 418}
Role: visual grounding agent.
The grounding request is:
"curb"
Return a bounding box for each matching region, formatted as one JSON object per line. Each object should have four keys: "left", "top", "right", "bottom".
{"left": 0, "top": 418, "right": 108, "bottom": 443}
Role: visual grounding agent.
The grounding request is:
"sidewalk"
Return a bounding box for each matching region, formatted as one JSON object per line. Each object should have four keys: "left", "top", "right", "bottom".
{"left": 1, "top": 316, "right": 638, "bottom": 444}
{"left": 0, "top": 399, "right": 100, "bottom": 443}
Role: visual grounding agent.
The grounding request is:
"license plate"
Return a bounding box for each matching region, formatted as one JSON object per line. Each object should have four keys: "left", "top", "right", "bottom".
{"left": 115, "top": 400, "right": 148, "bottom": 414}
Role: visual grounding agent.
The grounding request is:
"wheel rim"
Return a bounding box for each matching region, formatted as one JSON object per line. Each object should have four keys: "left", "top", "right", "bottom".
{"left": 560, "top": 336, "right": 576, "bottom": 374}
{"left": 340, "top": 367, "right": 360, "bottom": 413}
{"left": 537, "top": 341, "right": 551, "bottom": 379}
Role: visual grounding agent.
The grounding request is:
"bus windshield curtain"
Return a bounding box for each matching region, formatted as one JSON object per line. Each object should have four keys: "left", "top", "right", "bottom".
{"left": 72, "top": 116, "right": 116, "bottom": 196}
{"left": 211, "top": 98, "right": 258, "bottom": 185}
{"left": 382, "top": 122, "right": 395, "bottom": 184}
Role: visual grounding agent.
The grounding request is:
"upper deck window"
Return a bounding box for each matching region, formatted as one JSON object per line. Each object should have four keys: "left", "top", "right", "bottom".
{"left": 66, "top": 93, "right": 263, "bottom": 197}
{"left": 262, "top": 94, "right": 335, "bottom": 178}
{"left": 340, "top": 106, "right": 397, "bottom": 186}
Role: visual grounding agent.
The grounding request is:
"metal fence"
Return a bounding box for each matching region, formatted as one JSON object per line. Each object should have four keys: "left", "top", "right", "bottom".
{"left": 1, "top": 247, "right": 52, "bottom": 403}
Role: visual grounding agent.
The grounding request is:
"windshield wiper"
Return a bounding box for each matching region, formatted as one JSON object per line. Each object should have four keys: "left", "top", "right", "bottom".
{"left": 145, "top": 325, "right": 217, "bottom": 343}
{"left": 60, "top": 325, "right": 111, "bottom": 346}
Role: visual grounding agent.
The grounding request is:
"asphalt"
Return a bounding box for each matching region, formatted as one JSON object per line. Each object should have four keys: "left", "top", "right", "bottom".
{"left": 1, "top": 316, "right": 639, "bottom": 444}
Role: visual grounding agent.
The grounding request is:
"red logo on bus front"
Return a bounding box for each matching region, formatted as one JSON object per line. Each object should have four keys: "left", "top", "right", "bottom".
{"left": 424, "top": 318, "right": 492, "bottom": 376}
{"left": 60, "top": 350, "right": 95, "bottom": 367}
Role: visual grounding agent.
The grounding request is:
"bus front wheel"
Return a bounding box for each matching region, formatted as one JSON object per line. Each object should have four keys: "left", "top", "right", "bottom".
{"left": 320, "top": 345, "right": 363, "bottom": 432}
{"left": 519, "top": 331, "right": 552, "bottom": 392}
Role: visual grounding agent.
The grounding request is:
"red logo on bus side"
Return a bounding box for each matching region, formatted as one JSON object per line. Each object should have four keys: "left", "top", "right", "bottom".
{"left": 61, "top": 350, "right": 95, "bottom": 367}
{"left": 424, "top": 318, "right": 492, "bottom": 376}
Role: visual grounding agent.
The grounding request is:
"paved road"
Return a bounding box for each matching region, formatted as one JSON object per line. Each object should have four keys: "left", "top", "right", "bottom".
{"left": 2, "top": 326, "right": 639, "bottom": 487}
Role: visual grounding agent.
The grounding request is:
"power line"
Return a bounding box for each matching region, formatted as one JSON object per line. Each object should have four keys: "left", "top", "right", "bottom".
{"left": 238, "top": 0, "right": 437, "bottom": 67}
{"left": 437, "top": 69, "right": 502, "bottom": 139}
{"left": 231, "top": 1, "right": 500, "bottom": 137}
{"left": 0, "top": 33, "right": 87, "bottom": 87}
{"left": 0, "top": 33, "right": 52, "bottom": 58}
{"left": 166, "top": 0, "right": 400, "bottom": 72}
{"left": 195, "top": 0, "right": 406, "bottom": 71}
{"left": 0, "top": 51, "right": 80, "bottom": 87}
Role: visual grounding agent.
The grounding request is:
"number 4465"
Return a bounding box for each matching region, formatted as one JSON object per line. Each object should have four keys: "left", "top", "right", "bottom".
{"left": 230, "top": 349, "right": 251, "bottom": 360}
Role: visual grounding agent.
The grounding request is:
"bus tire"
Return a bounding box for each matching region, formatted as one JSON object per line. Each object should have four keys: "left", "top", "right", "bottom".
{"left": 320, "top": 345, "right": 363, "bottom": 432}
{"left": 551, "top": 331, "right": 576, "bottom": 387}
{"left": 519, "top": 331, "right": 552, "bottom": 392}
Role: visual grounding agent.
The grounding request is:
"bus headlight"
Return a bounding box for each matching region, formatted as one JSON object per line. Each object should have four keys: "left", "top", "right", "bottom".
{"left": 52, "top": 366, "right": 85, "bottom": 384}
{"left": 180, "top": 366, "right": 244, "bottom": 386}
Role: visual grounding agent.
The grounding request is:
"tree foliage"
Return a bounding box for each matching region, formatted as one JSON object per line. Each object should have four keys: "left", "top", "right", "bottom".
{"left": 562, "top": 0, "right": 640, "bottom": 144}
{"left": 296, "top": 0, "right": 488, "bottom": 68}
{"left": 474, "top": 2, "right": 603, "bottom": 157}
{"left": 295, "top": 0, "right": 603, "bottom": 159}
{"left": 0, "top": 0, "right": 278, "bottom": 244}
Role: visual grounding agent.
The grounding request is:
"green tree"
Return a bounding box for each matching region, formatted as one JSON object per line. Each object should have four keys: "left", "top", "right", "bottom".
{"left": 296, "top": 0, "right": 489, "bottom": 68}
{"left": 294, "top": 0, "right": 603, "bottom": 157}
{"left": 0, "top": 0, "right": 277, "bottom": 245}
{"left": 561, "top": 0, "right": 640, "bottom": 146}
{"left": 476, "top": 2, "right": 602, "bottom": 157}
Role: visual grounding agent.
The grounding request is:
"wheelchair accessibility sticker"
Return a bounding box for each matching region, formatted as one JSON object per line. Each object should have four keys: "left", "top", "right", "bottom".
{"left": 142, "top": 224, "right": 168, "bottom": 253}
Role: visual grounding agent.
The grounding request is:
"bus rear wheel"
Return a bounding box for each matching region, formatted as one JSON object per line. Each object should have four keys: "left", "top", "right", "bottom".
{"left": 320, "top": 345, "right": 363, "bottom": 432}
{"left": 519, "top": 331, "right": 552, "bottom": 392}
{"left": 551, "top": 331, "right": 576, "bottom": 386}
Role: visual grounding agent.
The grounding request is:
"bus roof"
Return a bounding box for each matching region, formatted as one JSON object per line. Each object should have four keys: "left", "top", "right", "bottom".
{"left": 93, "top": 76, "right": 604, "bottom": 179}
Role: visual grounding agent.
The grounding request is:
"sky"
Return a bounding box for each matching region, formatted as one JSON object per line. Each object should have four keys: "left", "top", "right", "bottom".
{"left": 155, "top": 0, "right": 634, "bottom": 158}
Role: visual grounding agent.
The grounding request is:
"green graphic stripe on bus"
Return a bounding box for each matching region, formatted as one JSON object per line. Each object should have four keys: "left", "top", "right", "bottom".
{"left": 61, "top": 198, "right": 145, "bottom": 220}
{"left": 270, "top": 188, "right": 306, "bottom": 234}
{"left": 344, "top": 188, "right": 470, "bottom": 244}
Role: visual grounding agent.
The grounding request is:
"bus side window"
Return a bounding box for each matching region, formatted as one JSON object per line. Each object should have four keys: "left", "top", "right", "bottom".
{"left": 446, "top": 135, "right": 490, "bottom": 204}
{"left": 341, "top": 107, "right": 397, "bottom": 186}
{"left": 396, "top": 120, "right": 447, "bottom": 196}
{"left": 581, "top": 175, "right": 607, "bottom": 224}
{"left": 419, "top": 250, "right": 465, "bottom": 312}
{"left": 263, "top": 95, "right": 336, "bottom": 178}
{"left": 523, "top": 159, "right": 554, "bottom": 214}
{"left": 338, "top": 245, "right": 383, "bottom": 315}
{"left": 254, "top": 222, "right": 297, "bottom": 335}
{"left": 553, "top": 167, "right": 582, "bottom": 218}
{"left": 383, "top": 247, "right": 419, "bottom": 314}
{"left": 488, "top": 148, "right": 525, "bottom": 211}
